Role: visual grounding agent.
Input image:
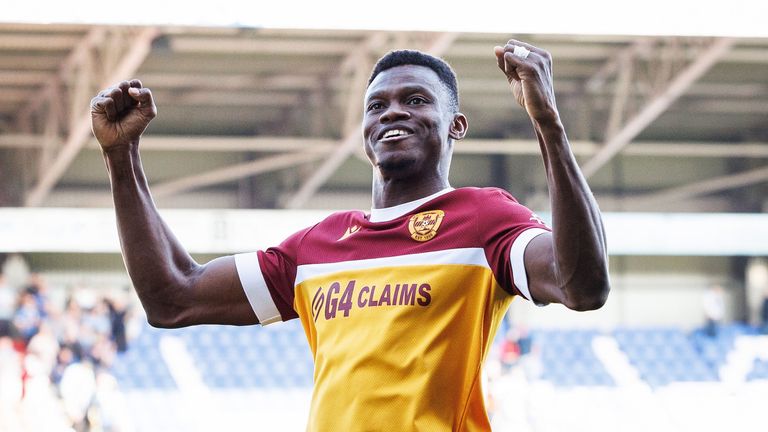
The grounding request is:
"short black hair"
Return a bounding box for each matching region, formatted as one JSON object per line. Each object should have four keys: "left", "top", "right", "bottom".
{"left": 368, "top": 50, "right": 459, "bottom": 112}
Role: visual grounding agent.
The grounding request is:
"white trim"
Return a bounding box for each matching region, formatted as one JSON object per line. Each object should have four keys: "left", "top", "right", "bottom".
{"left": 295, "top": 247, "right": 489, "bottom": 285}
{"left": 510, "top": 228, "right": 549, "bottom": 306}
{"left": 369, "top": 188, "right": 454, "bottom": 222}
{"left": 233, "top": 252, "right": 282, "bottom": 325}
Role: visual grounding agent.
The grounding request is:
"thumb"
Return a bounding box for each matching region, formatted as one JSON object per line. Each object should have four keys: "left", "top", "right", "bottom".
{"left": 493, "top": 46, "right": 506, "bottom": 71}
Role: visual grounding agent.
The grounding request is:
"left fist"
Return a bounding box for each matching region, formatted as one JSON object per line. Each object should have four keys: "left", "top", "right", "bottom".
{"left": 494, "top": 40, "right": 560, "bottom": 124}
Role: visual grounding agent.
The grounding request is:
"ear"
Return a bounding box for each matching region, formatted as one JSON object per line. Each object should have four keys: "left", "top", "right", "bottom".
{"left": 449, "top": 112, "right": 468, "bottom": 141}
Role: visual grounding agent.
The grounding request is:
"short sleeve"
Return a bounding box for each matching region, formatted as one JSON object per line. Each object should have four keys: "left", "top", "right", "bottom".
{"left": 477, "top": 188, "right": 551, "bottom": 302}
{"left": 234, "top": 226, "right": 312, "bottom": 325}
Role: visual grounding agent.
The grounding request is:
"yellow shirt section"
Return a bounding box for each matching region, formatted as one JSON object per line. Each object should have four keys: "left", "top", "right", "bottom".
{"left": 294, "top": 262, "right": 514, "bottom": 432}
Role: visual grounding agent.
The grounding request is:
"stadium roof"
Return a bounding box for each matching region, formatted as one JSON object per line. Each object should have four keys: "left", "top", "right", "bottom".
{"left": 0, "top": 23, "right": 766, "bottom": 213}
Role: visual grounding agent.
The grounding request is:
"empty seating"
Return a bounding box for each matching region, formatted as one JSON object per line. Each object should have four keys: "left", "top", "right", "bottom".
{"left": 531, "top": 329, "right": 615, "bottom": 387}
{"left": 614, "top": 327, "right": 718, "bottom": 387}
{"left": 112, "top": 322, "right": 765, "bottom": 391}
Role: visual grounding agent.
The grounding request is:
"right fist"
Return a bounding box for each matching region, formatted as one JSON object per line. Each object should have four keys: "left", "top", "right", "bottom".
{"left": 90, "top": 79, "right": 157, "bottom": 151}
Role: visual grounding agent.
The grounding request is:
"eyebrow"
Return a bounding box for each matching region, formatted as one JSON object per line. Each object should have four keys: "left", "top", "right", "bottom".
{"left": 365, "top": 84, "right": 436, "bottom": 104}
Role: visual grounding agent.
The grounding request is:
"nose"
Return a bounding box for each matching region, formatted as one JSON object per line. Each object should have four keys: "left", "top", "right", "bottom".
{"left": 379, "top": 103, "right": 410, "bottom": 123}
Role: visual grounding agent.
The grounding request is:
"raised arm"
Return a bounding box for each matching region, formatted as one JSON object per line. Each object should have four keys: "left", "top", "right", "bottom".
{"left": 494, "top": 40, "right": 610, "bottom": 311}
{"left": 91, "top": 80, "right": 257, "bottom": 327}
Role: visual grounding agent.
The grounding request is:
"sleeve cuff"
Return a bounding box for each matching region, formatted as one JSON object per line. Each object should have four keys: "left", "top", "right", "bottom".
{"left": 510, "top": 228, "right": 549, "bottom": 307}
{"left": 234, "top": 252, "right": 283, "bottom": 325}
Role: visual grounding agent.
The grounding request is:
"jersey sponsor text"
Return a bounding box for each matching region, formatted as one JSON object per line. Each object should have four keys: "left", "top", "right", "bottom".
{"left": 311, "top": 279, "right": 432, "bottom": 321}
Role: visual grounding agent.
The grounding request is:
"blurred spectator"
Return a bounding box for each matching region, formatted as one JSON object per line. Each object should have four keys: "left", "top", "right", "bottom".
{"left": 0, "top": 335, "right": 24, "bottom": 431}
{"left": 52, "top": 345, "right": 77, "bottom": 385}
{"left": 500, "top": 329, "right": 521, "bottom": 370}
{"left": 26, "top": 273, "right": 53, "bottom": 319}
{"left": 0, "top": 262, "right": 130, "bottom": 431}
{"left": 27, "top": 321, "right": 60, "bottom": 377}
{"left": 760, "top": 288, "right": 768, "bottom": 335}
{"left": 80, "top": 298, "right": 112, "bottom": 355}
{"left": 90, "top": 333, "right": 116, "bottom": 369}
{"left": 1, "top": 254, "right": 30, "bottom": 291}
{"left": 91, "top": 368, "right": 125, "bottom": 432}
{"left": 703, "top": 284, "right": 726, "bottom": 337}
{"left": 0, "top": 273, "right": 16, "bottom": 338}
{"left": 106, "top": 297, "right": 129, "bottom": 353}
{"left": 59, "top": 297, "right": 84, "bottom": 351}
{"left": 59, "top": 359, "right": 97, "bottom": 432}
{"left": 13, "top": 291, "right": 41, "bottom": 342}
{"left": 516, "top": 326, "right": 532, "bottom": 356}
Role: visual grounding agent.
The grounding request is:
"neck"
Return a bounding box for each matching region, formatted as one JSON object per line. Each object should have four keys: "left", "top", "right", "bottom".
{"left": 372, "top": 174, "right": 450, "bottom": 208}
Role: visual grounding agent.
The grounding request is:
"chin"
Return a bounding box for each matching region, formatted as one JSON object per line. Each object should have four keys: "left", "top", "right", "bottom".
{"left": 377, "top": 159, "right": 417, "bottom": 178}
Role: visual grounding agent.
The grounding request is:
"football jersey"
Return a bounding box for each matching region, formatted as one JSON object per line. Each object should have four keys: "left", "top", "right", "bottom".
{"left": 234, "top": 187, "right": 549, "bottom": 431}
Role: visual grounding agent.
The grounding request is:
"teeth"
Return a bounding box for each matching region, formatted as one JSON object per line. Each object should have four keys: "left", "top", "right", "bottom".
{"left": 383, "top": 129, "right": 409, "bottom": 139}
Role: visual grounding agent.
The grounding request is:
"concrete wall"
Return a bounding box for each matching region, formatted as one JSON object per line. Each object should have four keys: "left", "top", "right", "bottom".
{"left": 509, "top": 256, "right": 742, "bottom": 330}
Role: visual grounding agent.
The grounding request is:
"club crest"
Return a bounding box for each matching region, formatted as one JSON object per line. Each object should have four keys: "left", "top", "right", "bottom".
{"left": 408, "top": 210, "right": 445, "bottom": 242}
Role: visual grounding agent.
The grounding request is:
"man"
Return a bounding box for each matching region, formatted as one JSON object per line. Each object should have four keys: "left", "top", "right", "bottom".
{"left": 91, "top": 39, "right": 610, "bottom": 431}
{"left": 702, "top": 284, "right": 725, "bottom": 337}
{"left": 760, "top": 288, "right": 768, "bottom": 335}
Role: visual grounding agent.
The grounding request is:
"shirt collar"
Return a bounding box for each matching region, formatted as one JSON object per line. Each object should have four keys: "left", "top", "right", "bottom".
{"left": 369, "top": 188, "right": 454, "bottom": 223}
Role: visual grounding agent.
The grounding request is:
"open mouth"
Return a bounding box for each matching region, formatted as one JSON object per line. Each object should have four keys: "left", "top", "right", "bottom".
{"left": 378, "top": 128, "right": 414, "bottom": 142}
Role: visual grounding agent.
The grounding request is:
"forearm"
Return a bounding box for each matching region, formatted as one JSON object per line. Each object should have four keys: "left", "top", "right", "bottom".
{"left": 103, "top": 143, "right": 200, "bottom": 326}
{"left": 534, "top": 118, "right": 610, "bottom": 310}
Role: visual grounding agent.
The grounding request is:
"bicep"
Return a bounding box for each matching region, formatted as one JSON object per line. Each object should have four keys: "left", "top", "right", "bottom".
{"left": 522, "top": 232, "right": 566, "bottom": 306}
{"left": 181, "top": 255, "right": 259, "bottom": 326}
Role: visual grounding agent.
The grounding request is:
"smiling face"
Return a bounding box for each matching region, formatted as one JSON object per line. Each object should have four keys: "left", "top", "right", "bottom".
{"left": 363, "top": 65, "right": 467, "bottom": 184}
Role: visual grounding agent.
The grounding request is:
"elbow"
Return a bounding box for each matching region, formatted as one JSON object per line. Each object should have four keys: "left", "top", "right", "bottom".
{"left": 564, "top": 278, "right": 611, "bottom": 312}
{"left": 145, "top": 302, "right": 192, "bottom": 329}
{"left": 146, "top": 311, "right": 190, "bottom": 329}
{"left": 146, "top": 312, "right": 178, "bottom": 329}
{"left": 137, "top": 285, "right": 190, "bottom": 329}
{"left": 146, "top": 314, "right": 172, "bottom": 329}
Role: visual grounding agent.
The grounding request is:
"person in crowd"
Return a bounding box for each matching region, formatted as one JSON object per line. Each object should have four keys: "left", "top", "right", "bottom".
{"left": 13, "top": 291, "right": 41, "bottom": 342}
{"left": 0, "top": 273, "right": 17, "bottom": 339}
{"left": 760, "top": 287, "right": 768, "bottom": 335}
{"left": 702, "top": 284, "right": 726, "bottom": 337}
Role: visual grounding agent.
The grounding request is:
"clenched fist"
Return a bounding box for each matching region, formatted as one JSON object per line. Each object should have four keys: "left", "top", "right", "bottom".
{"left": 494, "top": 40, "right": 560, "bottom": 125}
{"left": 91, "top": 79, "right": 157, "bottom": 151}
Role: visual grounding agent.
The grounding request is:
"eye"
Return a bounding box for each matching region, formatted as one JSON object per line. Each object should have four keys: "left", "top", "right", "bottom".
{"left": 366, "top": 101, "right": 384, "bottom": 112}
{"left": 407, "top": 96, "right": 428, "bottom": 105}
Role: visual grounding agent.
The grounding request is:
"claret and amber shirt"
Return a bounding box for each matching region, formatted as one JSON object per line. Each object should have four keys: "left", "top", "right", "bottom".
{"left": 234, "top": 187, "right": 549, "bottom": 431}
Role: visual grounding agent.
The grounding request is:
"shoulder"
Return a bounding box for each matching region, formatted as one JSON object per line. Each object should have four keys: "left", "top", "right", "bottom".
{"left": 314, "top": 210, "right": 366, "bottom": 229}
{"left": 268, "top": 210, "right": 364, "bottom": 260}
{"left": 297, "top": 210, "right": 366, "bottom": 242}
{"left": 451, "top": 187, "right": 544, "bottom": 227}
{"left": 448, "top": 187, "right": 521, "bottom": 208}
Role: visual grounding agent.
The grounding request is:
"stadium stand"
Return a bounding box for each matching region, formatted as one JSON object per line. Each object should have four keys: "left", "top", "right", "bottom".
{"left": 531, "top": 329, "right": 615, "bottom": 387}
{"left": 110, "top": 322, "right": 768, "bottom": 392}
{"left": 613, "top": 327, "right": 718, "bottom": 386}
{"left": 111, "top": 321, "right": 313, "bottom": 391}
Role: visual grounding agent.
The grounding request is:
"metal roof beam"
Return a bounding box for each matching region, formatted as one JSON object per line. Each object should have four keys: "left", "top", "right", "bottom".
{"left": 151, "top": 152, "right": 326, "bottom": 199}
{"left": 4, "top": 134, "right": 768, "bottom": 159}
{"left": 581, "top": 37, "right": 735, "bottom": 178}
{"left": 23, "top": 27, "right": 159, "bottom": 207}
{"left": 627, "top": 165, "right": 768, "bottom": 206}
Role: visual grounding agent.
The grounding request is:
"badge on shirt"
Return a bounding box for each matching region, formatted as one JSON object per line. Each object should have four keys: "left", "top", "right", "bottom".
{"left": 408, "top": 210, "right": 445, "bottom": 242}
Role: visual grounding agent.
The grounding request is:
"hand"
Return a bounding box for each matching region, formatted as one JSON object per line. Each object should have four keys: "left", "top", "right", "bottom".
{"left": 494, "top": 40, "right": 560, "bottom": 124}
{"left": 90, "top": 79, "right": 157, "bottom": 151}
